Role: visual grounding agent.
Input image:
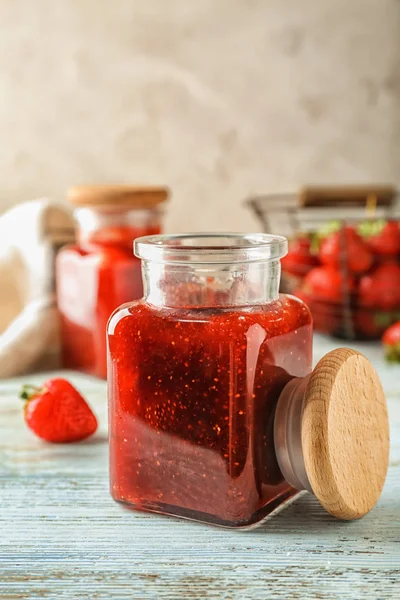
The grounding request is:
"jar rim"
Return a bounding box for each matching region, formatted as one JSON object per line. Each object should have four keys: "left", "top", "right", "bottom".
{"left": 135, "top": 233, "right": 288, "bottom": 264}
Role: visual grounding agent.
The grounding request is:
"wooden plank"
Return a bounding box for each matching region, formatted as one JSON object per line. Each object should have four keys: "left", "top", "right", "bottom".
{"left": 0, "top": 341, "right": 399, "bottom": 599}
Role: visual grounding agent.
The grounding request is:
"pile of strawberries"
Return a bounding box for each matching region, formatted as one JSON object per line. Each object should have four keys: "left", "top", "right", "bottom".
{"left": 282, "top": 220, "right": 400, "bottom": 339}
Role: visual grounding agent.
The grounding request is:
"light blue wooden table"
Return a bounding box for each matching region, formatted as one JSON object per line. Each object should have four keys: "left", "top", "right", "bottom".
{"left": 0, "top": 335, "right": 399, "bottom": 599}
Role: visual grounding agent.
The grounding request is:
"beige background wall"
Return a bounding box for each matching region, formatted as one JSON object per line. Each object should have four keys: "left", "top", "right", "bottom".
{"left": 0, "top": 0, "right": 399, "bottom": 232}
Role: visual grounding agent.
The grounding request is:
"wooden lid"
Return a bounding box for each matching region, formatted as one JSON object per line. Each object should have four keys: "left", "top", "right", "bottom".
{"left": 302, "top": 348, "right": 389, "bottom": 520}
{"left": 67, "top": 185, "right": 169, "bottom": 208}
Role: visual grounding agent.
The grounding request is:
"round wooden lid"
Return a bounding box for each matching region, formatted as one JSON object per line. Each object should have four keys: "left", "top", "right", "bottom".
{"left": 67, "top": 185, "right": 169, "bottom": 208}
{"left": 302, "top": 348, "right": 389, "bottom": 520}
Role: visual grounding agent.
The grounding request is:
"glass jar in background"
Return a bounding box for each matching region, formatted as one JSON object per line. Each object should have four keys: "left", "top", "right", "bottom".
{"left": 56, "top": 185, "right": 168, "bottom": 379}
{"left": 107, "top": 233, "right": 389, "bottom": 528}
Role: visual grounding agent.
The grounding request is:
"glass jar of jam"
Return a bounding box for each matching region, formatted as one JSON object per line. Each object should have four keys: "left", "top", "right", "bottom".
{"left": 108, "top": 234, "right": 389, "bottom": 528}
{"left": 57, "top": 185, "right": 168, "bottom": 379}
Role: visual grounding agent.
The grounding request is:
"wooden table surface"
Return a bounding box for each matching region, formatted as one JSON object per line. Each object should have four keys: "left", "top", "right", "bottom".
{"left": 1, "top": 335, "right": 399, "bottom": 600}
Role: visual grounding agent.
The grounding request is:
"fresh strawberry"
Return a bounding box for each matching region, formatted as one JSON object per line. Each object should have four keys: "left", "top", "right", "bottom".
{"left": 319, "top": 226, "right": 373, "bottom": 274}
{"left": 281, "top": 236, "right": 318, "bottom": 278}
{"left": 310, "top": 220, "right": 342, "bottom": 254}
{"left": 358, "top": 263, "right": 400, "bottom": 311}
{"left": 382, "top": 321, "right": 400, "bottom": 362}
{"left": 367, "top": 221, "right": 400, "bottom": 257}
{"left": 20, "top": 378, "right": 98, "bottom": 443}
{"left": 303, "top": 266, "right": 354, "bottom": 304}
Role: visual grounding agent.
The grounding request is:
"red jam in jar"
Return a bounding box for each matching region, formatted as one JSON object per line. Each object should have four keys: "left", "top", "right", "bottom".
{"left": 108, "top": 234, "right": 313, "bottom": 527}
{"left": 56, "top": 185, "right": 168, "bottom": 379}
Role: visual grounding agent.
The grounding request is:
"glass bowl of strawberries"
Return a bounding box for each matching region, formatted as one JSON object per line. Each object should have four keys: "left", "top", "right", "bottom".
{"left": 247, "top": 186, "right": 400, "bottom": 340}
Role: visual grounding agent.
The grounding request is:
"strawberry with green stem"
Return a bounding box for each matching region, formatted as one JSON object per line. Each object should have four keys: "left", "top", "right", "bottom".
{"left": 20, "top": 378, "right": 98, "bottom": 443}
{"left": 382, "top": 321, "right": 400, "bottom": 362}
{"left": 319, "top": 226, "right": 373, "bottom": 274}
{"left": 360, "top": 220, "right": 400, "bottom": 257}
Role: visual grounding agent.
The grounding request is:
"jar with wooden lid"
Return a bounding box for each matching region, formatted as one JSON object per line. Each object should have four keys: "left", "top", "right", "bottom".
{"left": 56, "top": 185, "right": 168, "bottom": 378}
{"left": 108, "top": 233, "right": 389, "bottom": 527}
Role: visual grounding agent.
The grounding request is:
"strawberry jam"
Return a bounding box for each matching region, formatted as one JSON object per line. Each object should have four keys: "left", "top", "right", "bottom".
{"left": 56, "top": 185, "right": 168, "bottom": 379}
{"left": 108, "top": 234, "right": 313, "bottom": 527}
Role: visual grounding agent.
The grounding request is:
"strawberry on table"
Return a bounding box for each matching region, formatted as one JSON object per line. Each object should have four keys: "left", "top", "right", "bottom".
{"left": 20, "top": 378, "right": 98, "bottom": 443}
{"left": 382, "top": 321, "right": 400, "bottom": 362}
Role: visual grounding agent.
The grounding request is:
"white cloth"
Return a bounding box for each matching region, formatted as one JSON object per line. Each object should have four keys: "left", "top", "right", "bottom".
{"left": 0, "top": 199, "right": 75, "bottom": 378}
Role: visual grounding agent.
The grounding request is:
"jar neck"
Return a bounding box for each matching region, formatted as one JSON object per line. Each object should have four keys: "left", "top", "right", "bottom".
{"left": 142, "top": 260, "right": 281, "bottom": 308}
{"left": 274, "top": 375, "right": 313, "bottom": 493}
{"left": 74, "top": 206, "right": 162, "bottom": 251}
